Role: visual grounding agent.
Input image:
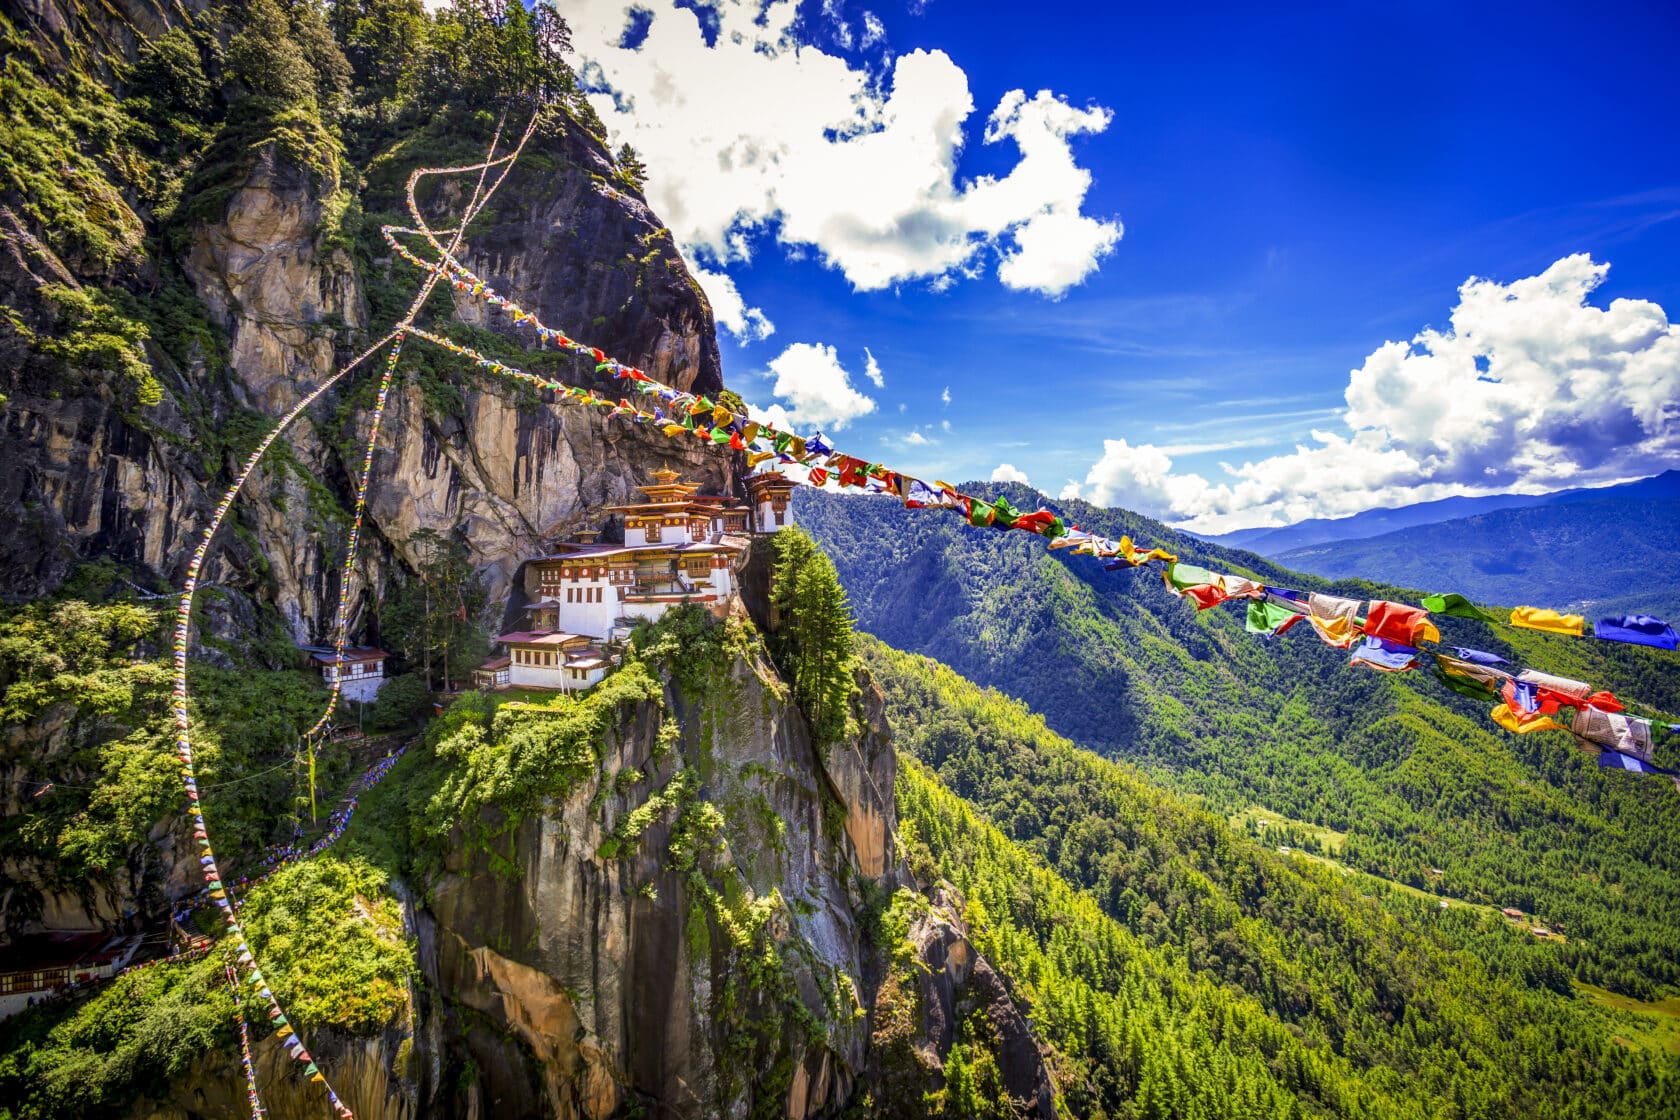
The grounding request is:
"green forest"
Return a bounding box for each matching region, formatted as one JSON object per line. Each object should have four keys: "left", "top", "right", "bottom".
{"left": 798, "top": 484, "right": 1680, "bottom": 1001}
{"left": 876, "top": 636, "right": 1679, "bottom": 1118}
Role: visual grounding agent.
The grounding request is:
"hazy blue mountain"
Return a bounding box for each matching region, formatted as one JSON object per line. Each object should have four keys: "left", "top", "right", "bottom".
{"left": 1275, "top": 482, "right": 1680, "bottom": 617}
{"left": 1204, "top": 470, "right": 1680, "bottom": 555}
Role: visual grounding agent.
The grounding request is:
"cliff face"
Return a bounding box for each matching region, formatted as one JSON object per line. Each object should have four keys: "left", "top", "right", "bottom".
{"left": 0, "top": 0, "right": 726, "bottom": 639}
{"left": 1, "top": 7, "right": 1062, "bottom": 1116}
{"left": 420, "top": 641, "right": 891, "bottom": 1119}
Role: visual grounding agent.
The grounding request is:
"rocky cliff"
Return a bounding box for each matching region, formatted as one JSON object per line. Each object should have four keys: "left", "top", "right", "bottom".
{"left": 1, "top": 0, "right": 726, "bottom": 644}
{"left": 0, "top": 5, "right": 1061, "bottom": 1116}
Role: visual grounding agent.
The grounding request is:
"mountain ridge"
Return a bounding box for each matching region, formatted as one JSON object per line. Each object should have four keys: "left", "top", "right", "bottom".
{"left": 1201, "top": 469, "right": 1680, "bottom": 555}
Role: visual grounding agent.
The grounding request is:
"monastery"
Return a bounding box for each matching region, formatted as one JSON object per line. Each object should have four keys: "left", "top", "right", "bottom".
{"left": 481, "top": 468, "right": 797, "bottom": 692}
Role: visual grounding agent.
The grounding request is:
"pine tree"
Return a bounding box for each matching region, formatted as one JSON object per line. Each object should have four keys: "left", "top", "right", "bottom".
{"left": 768, "top": 529, "right": 858, "bottom": 745}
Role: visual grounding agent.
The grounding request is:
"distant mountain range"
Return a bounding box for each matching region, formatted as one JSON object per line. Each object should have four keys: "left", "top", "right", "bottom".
{"left": 1267, "top": 470, "right": 1680, "bottom": 617}
{"left": 1202, "top": 471, "right": 1680, "bottom": 556}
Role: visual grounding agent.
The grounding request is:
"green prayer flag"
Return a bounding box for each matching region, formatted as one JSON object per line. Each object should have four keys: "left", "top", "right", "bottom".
{"left": 968, "top": 502, "right": 995, "bottom": 527}
{"left": 1435, "top": 669, "right": 1496, "bottom": 700}
{"left": 1166, "top": 561, "right": 1220, "bottom": 591}
{"left": 1422, "top": 592, "right": 1496, "bottom": 622}
{"left": 990, "top": 497, "right": 1020, "bottom": 529}
{"left": 1246, "top": 599, "right": 1299, "bottom": 635}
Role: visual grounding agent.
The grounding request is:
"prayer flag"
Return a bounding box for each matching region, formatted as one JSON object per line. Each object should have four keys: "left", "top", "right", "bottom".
{"left": 1307, "top": 593, "right": 1362, "bottom": 649}
{"left": 1246, "top": 598, "right": 1306, "bottom": 636}
{"left": 1364, "top": 600, "right": 1441, "bottom": 648}
{"left": 1433, "top": 654, "right": 1510, "bottom": 700}
{"left": 1596, "top": 751, "right": 1676, "bottom": 778}
{"left": 1491, "top": 703, "right": 1566, "bottom": 735}
{"left": 1571, "top": 707, "right": 1657, "bottom": 762}
{"left": 1510, "top": 606, "right": 1585, "bottom": 636}
{"left": 1222, "top": 575, "right": 1265, "bottom": 600}
{"left": 1451, "top": 646, "right": 1509, "bottom": 666}
{"left": 1421, "top": 593, "right": 1497, "bottom": 622}
{"left": 1350, "top": 636, "right": 1420, "bottom": 672}
{"left": 1515, "top": 668, "right": 1590, "bottom": 698}
{"left": 1164, "top": 562, "right": 1221, "bottom": 592}
{"left": 1584, "top": 691, "right": 1624, "bottom": 713}
{"left": 1594, "top": 615, "right": 1678, "bottom": 651}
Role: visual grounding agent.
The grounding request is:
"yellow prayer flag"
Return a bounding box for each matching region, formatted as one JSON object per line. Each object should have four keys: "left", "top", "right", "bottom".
{"left": 747, "top": 451, "right": 775, "bottom": 467}
{"left": 1490, "top": 703, "right": 1566, "bottom": 735}
{"left": 1509, "top": 607, "right": 1585, "bottom": 637}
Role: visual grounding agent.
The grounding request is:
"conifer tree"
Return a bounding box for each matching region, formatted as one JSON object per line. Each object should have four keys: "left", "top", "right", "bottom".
{"left": 768, "top": 528, "right": 857, "bottom": 745}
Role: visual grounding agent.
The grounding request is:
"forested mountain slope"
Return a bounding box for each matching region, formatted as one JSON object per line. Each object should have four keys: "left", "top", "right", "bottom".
{"left": 798, "top": 484, "right": 1680, "bottom": 999}
{"left": 880, "top": 637, "right": 1679, "bottom": 1117}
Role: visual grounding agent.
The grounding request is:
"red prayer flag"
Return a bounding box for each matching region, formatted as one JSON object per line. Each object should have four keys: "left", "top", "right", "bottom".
{"left": 1364, "top": 600, "right": 1441, "bottom": 647}
{"left": 1584, "top": 690, "right": 1624, "bottom": 713}
{"left": 1183, "top": 585, "right": 1229, "bottom": 611}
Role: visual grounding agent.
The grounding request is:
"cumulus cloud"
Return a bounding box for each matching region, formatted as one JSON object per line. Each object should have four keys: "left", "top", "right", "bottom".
{"left": 1071, "top": 254, "right": 1680, "bottom": 532}
{"left": 759, "top": 342, "right": 878, "bottom": 429}
{"left": 991, "top": 462, "right": 1031, "bottom": 485}
{"left": 567, "top": 0, "right": 1121, "bottom": 306}
{"left": 692, "top": 265, "right": 774, "bottom": 343}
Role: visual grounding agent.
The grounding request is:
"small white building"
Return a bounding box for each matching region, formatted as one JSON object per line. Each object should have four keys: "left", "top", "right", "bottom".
{"left": 307, "top": 647, "right": 389, "bottom": 702}
{"left": 747, "top": 469, "right": 798, "bottom": 533}
{"left": 495, "top": 630, "right": 613, "bottom": 692}
{"left": 0, "top": 932, "right": 140, "bottom": 1020}
{"left": 473, "top": 656, "right": 511, "bottom": 691}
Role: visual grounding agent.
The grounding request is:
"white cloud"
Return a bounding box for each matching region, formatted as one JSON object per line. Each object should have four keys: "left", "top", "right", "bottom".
{"left": 991, "top": 462, "right": 1031, "bottom": 485}
{"left": 863, "top": 346, "right": 885, "bottom": 387}
{"left": 1071, "top": 254, "right": 1680, "bottom": 532}
{"left": 861, "top": 11, "right": 886, "bottom": 48}
{"left": 941, "top": 419, "right": 951, "bottom": 432}
{"left": 760, "top": 342, "right": 878, "bottom": 429}
{"left": 1058, "top": 479, "right": 1084, "bottom": 501}
{"left": 941, "top": 386, "right": 951, "bottom": 405}
{"left": 567, "top": 0, "right": 1121, "bottom": 298}
{"left": 692, "top": 264, "right": 774, "bottom": 343}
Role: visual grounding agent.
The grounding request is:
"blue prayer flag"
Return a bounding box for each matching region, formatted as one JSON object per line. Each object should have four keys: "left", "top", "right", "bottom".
{"left": 1350, "top": 636, "right": 1420, "bottom": 672}
{"left": 1452, "top": 646, "right": 1509, "bottom": 666}
{"left": 1594, "top": 615, "right": 1678, "bottom": 651}
{"left": 1597, "top": 752, "right": 1676, "bottom": 776}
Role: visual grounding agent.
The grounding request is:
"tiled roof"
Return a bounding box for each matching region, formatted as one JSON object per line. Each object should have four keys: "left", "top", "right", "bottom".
{"left": 477, "top": 656, "right": 511, "bottom": 670}
{"left": 494, "top": 631, "right": 583, "bottom": 646}
{"left": 308, "top": 647, "right": 389, "bottom": 665}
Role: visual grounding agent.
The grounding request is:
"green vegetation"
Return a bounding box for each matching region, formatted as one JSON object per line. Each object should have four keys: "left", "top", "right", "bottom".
{"left": 800, "top": 486, "right": 1680, "bottom": 999}
{"left": 381, "top": 529, "right": 490, "bottom": 691}
{"left": 0, "top": 952, "right": 231, "bottom": 1119}
{"left": 239, "top": 856, "right": 413, "bottom": 1032}
{"left": 0, "top": 594, "right": 351, "bottom": 920}
{"left": 877, "top": 637, "right": 1680, "bottom": 1117}
{"left": 767, "top": 529, "right": 859, "bottom": 745}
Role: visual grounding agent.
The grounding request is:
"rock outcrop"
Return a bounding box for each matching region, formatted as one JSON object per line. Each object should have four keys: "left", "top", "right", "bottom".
{"left": 419, "top": 642, "right": 890, "bottom": 1119}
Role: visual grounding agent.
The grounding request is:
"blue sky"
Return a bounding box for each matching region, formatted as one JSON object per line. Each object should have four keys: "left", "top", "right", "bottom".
{"left": 566, "top": 0, "right": 1680, "bottom": 531}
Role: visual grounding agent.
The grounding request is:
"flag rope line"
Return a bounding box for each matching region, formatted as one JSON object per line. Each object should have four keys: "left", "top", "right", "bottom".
{"left": 380, "top": 156, "right": 1680, "bottom": 772}
{"left": 167, "top": 114, "right": 536, "bottom": 1119}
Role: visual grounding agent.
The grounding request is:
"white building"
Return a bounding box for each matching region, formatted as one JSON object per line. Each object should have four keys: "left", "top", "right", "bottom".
{"left": 473, "top": 656, "right": 511, "bottom": 691}
{"left": 747, "top": 469, "right": 798, "bottom": 533}
{"left": 494, "top": 629, "right": 613, "bottom": 692}
{"left": 528, "top": 469, "right": 752, "bottom": 639}
{"left": 307, "top": 647, "right": 389, "bottom": 702}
